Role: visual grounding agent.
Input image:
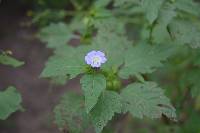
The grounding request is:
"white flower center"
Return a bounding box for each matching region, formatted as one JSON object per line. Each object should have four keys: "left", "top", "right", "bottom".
{"left": 92, "top": 56, "right": 101, "bottom": 64}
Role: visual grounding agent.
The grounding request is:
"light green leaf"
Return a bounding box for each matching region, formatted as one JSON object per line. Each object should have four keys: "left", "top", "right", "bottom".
{"left": 80, "top": 74, "right": 106, "bottom": 113}
{"left": 0, "top": 86, "right": 22, "bottom": 120}
{"left": 119, "top": 44, "right": 174, "bottom": 79}
{"left": 54, "top": 92, "right": 90, "bottom": 133}
{"left": 38, "top": 22, "right": 73, "bottom": 48}
{"left": 90, "top": 91, "right": 122, "bottom": 133}
{"left": 0, "top": 54, "right": 24, "bottom": 67}
{"left": 169, "top": 20, "right": 200, "bottom": 48}
{"left": 120, "top": 82, "right": 176, "bottom": 120}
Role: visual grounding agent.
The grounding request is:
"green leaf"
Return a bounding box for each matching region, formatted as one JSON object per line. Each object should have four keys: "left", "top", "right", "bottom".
{"left": 120, "top": 82, "right": 176, "bottom": 120}
{"left": 175, "top": 0, "right": 200, "bottom": 16}
{"left": 41, "top": 45, "right": 86, "bottom": 79}
{"left": 0, "top": 86, "right": 22, "bottom": 120}
{"left": 114, "top": 0, "right": 139, "bottom": 7}
{"left": 180, "top": 69, "right": 200, "bottom": 98}
{"left": 90, "top": 91, "right": 122, "bottom": 133}
{"left": 80, "top": 74, "right": 106, "bottom": 113}
{"left": 152, "top": 3, "right": 177, "bottom": 43}
{"left": 54, "top": 92, "right": 90, "bottom": 133}
{"left": 0, "top": 54, "right": 24, "bottom": 67}
{"left": 94, "top": 0, "right": 111, "bottom": 8}
{"left": 119, "top": 44, "right": 174, "bottom": 79}
{"left": 38, "top": 22, "right": 73, "bottom": 48}
{"left": 92, "top": 18, "right": 131, "bottom": 69}
{"left": 169, "top": 20, "right": 200, "bottom": 48}
{"left": 140, "top": 0, "right": 165, "bottom": 24}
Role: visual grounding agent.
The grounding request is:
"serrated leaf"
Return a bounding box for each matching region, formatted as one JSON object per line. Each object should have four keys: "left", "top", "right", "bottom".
{"left": 152, "top": 3, "right": 177, "bottom": 43}
{"left": 0, "top": 86, "right": 22, "bottom": 120}
{"left": 80, "top": 74, "right": 106, "bottom": 113}
{"left": 0, "top": 54, "right": 24, "bottom": 67}
{"left": 54, "top": 92, "right": 90, "bottom": 133}
{"left": 169, "top": 20, "right": 200, "bottom": 48}
{"left": 120, "top": 82, "right": 176, "bottom": 120}
{"left": 41, "top": 46, "right": 86, "bottom": 79}
{"left": 140, "top": 0, "right": 165, "bottom": 24}
{"left": 119, "top": 44, "right": 174, "bottom": 79}
{"left": 92, "top": 18, "right": 131, "bottom": 69}
{"left": 38, "top": 22, "right": 73, "bottom": 48}
{"left": 90, "top": 91, "right": 122, "bottom": 133}
{"left": 175, "top": 0, "right": 200, "bottom": 16}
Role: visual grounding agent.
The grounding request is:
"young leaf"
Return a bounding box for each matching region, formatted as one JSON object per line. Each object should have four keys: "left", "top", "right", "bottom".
{"left": 0, "top": 86, "right": 22, "bottom": 120}
{"left": 90, "top": 91, "right": 122, "bottom": 133}
{"left": 80, "top": 74, "right": 106, "bottom": 113}
{"left": 119, "top": 44, "right": 174, "bottom": 79}
{"left": 0, "top": 54, "right": 24, "bottom": 67}
{"left": 169, "top": 20, "right": 200, "bottom": 48}
{"left": 38, "top": 22, "right": 73, "bottom": 48}
{"left": 120, "top": 82, "right": 176, "bottom": 120}
{"left": 54, "top": 92, "right": 90, "bottom": 133}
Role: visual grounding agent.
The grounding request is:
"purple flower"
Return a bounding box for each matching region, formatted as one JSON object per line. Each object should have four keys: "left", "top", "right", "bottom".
{"left": 85, "top": 50, "right": 107, "bottom": 68}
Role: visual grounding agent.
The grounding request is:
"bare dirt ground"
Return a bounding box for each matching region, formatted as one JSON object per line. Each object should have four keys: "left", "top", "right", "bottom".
{"left": 0, "top": 1, "right": 80, "bottom": 133}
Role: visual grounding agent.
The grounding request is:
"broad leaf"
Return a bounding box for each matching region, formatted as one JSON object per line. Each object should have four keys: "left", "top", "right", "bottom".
{"left": 54, "top": 92, "right": 90, "bottom": 133}
{"left": 0, "top": 86, "right": 22, "bottom": 120}
{"left": 80, "top": 74, "right": 106, "bottom": 113}
{"left": 169, "top": 20, "right": 200, "bottom": 48}
{"left": 38, "top": 22, "right": 73, "bottom": 48}
{"left": 93, "top": 18, "right": 131, "bottom": 70}
{"left": 175, "top": 0, "right": 200, "bottom": 16}
{"left": 0, "top": 54, "right": 24, "bottom": 67}
{"left": 119, "top": 44, "right": 174, "bottom": 79}
{"left": 140, "top": 0, "right": 165, "bottom": 24}
{"left": 41, "top": 46, "right": 86, "bottom": 79}
{"left": 120, "top": 82, "right": 176, "bottom": 120}
{"left": 152, "top": 3, "right": 177, "bottom": 43}
{"left": 90, "top": 90, "right": 122, "bottom": 133}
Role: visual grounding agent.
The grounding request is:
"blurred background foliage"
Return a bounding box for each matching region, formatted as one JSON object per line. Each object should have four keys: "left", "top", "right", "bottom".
{"left": 1, "top": 0, "right": 200, "bottom": 132}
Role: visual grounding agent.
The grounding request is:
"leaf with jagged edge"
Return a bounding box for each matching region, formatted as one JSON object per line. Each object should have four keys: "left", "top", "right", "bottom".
{"left": 38, "top": 22, "right": 74, "bottom": 48}
{"left": 119, "top": 43, "right": 175, "bottom": 79}
{"left": 90, "top": 90, "right": 122, "bottom": 133}
{"left": 40, "top": 45, "right": 86, "bottom": 79}
{"left": 114, "top": 0, "right": 165, "bottom": 24}
{"left": 0, "top": 86, "right": 22, "bottom": 120}
{"left": 92, "top": 18, "right": 131, "bottom": 70}
{"left": 174, "top": 0, "right": 200, "bottom": 17}
{"left": 54, "top": 92, "right": 90, "bottom": 133}
{"left": 0, "top": 54, "right": 24, "bottom": 67}
{"left": 169, "top": 19, "right": 200, "bottom": 48}
{"left": 140, "top": 0, "right": 165, "bottom": 24}
{"left": 152, "top": 3, "right": 177, "bottom": 43}
{"left": 80, "top": 74, "right": 106, "bottom": 113}
{"left": 120, "top": 82, "right": 176, "bottom": 120}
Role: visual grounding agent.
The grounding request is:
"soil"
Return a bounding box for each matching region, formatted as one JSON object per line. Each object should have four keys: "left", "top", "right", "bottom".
{"left": 0, "top": 1, "right": 81, "bottom": 133}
